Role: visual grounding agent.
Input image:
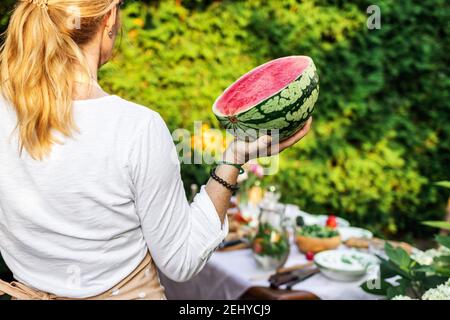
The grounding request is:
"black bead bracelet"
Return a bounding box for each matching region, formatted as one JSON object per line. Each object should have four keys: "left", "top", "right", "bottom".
{"left": 217, "top": 161, "right": 245, "bottom": 175}
{"left": 210, "top": 168, "right": 240, "bottom": 193}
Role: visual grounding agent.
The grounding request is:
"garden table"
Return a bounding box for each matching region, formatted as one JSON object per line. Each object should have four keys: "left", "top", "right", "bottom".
{"left": 159, "top": 243, "right": 381, "bottom": 300}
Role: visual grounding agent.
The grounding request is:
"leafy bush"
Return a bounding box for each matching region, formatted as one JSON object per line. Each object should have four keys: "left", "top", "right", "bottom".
{"left": 237, "top": 0, "right": 450, "bottom": 237}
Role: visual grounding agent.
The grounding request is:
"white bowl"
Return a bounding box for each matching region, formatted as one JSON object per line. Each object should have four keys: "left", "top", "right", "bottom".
{"left": 314, "top": 250, "right": 379, "bottom": 282}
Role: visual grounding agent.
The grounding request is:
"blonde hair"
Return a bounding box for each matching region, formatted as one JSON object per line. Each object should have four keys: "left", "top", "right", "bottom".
{"left": 0, "top": 0, "right": 117, "bottom": 159}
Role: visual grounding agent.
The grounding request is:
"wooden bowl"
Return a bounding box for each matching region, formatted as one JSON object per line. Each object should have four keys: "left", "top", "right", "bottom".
{"left": 295, "top": 235, "right": 341, "bottom": 254}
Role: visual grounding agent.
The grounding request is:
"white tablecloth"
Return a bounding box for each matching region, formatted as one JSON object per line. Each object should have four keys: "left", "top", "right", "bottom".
{"left": 160, "top": 243, "right": 381, "bottom": 300}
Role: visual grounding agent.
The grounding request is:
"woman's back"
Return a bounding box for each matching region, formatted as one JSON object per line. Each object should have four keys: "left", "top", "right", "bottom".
{"left": 0, "top": 0, "right": 311, "bottom": 300}
{"left": 0, "top": 95, "right": 160, "bottom": 297}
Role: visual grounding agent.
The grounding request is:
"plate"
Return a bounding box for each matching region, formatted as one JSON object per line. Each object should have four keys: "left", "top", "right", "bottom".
{"left": 314, "top": 250, "right": 379, "bottom": 282}
{"left": 338, "top": 227, "right": 373, "bottom": 241}
{"left": 284, "top": 206, "right": 320, "bottom": 225}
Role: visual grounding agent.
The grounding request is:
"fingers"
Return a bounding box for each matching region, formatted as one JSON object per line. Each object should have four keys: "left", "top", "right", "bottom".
{"left": 278, "top": 117, "right": 313, "bottom": 151}
{"left": 248, "top": 135, "right": 273, "bottom": 159}
{"left": 232, "top": 117, "right": 312, "bottom": 162}
{"left": 256, "top": 135, "right": 272, "bottom": 148}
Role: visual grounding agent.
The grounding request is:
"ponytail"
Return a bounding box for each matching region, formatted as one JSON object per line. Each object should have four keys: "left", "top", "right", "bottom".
{"left": 0, "top": 0, "right": 116, "bottom": 160}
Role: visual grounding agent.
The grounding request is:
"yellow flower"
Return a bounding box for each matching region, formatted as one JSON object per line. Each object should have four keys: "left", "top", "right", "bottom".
{"left": 128, "top": 29, "right": 138, "bottom": 39}
{"left": 133, "top": 18, "right": 145, "bottom": 28}
{"left": 201, "top": 123, "right": 210, "bottom": 133}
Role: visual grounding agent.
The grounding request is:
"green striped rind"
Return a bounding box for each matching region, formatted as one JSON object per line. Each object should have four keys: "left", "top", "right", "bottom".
{"left": 214, "top": 61, "right": 319, "bottom": 141}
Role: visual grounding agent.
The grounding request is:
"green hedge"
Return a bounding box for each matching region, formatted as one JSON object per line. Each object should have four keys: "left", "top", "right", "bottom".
{"left": 1, "top": 0, "right": 449, "bottom": 238}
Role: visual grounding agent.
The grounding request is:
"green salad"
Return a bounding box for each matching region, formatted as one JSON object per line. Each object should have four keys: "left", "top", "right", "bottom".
{"left": 252, "top": 223, "right": 289, "bottom": 258}
{"left": 296, "top": 225, "right": 339, "bottom": 238}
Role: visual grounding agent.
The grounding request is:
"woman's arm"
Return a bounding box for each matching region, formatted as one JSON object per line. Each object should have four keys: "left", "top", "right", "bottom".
{"left": 205, "top": 117, "right": 313, "bottom": 225}
{"left": 129, "top": 113, "right": 228, "bottom": 282}
{"left": 130, "top": 112, "right": 311, "bottom": 282}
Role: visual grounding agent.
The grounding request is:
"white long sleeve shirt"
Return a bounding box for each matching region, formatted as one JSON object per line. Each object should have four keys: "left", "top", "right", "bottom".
{"left": 0, "top": 95, "right": 228, "bottom": 298}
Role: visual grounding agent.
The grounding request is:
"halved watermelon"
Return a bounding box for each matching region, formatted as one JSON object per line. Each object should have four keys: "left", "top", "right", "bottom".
{"left": 213, "top": 56, "right": 319, "bottom": 141}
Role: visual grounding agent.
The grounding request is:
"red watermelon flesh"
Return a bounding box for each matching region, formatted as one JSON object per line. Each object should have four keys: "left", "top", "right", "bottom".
{"left": 216, "top": 56, "right": 311, "bottom": 116}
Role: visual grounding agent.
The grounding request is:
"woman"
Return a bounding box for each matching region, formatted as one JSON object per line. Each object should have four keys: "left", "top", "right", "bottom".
{"left": 0, "top": 0, "right": 312, "bottom": 300}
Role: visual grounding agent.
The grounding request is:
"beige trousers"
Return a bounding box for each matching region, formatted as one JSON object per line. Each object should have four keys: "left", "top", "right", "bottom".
{"left": 0, "top": 253, "right": 166, "bottom": 300}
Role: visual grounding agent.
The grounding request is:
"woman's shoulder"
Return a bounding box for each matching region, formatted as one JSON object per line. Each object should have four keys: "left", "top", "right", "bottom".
{"left": 76, "top": 95, "right": 166, "bottom": 129}
{"left": 73, "top": 95, "right": 172, "bottom": 149}
{"left": 90, "top": 95, "right": 159, "bottom": 118}
{"left": 107, "top": 95, "right": 171, "bottom": 138}
{"left": 112, "top": 96, "right": 168, "bottom": 130}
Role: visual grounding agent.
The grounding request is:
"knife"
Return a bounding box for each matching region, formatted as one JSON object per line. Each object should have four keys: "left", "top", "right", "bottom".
{"left": 269, "top": 267, "right": 319, "bottom": 289}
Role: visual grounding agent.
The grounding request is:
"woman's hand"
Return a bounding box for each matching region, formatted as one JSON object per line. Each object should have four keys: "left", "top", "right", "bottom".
{"left": 222, "top": 117, "right": 313, "bottom": 164}
{"left": 207, "top": 117, "right": 312, "bottom": 224}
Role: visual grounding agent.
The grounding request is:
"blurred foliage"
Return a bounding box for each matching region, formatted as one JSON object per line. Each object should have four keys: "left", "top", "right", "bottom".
{"left": 1, "top": 0, "right": 449, "bottom": 238}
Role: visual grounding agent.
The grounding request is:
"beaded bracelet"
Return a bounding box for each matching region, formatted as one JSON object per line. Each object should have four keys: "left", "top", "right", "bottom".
{"left": 217, "top": 161, "right": 245, "bottom": 175}
{"left": 210, "top": 168, "right": 240, "bottom": 193}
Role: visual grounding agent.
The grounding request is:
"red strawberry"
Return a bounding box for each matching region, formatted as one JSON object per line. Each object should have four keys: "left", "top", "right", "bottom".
{"left": 326, "top": 215, "right": 338, "bottom": 229}
{"left": 306, "top": 251, "right": 315, "bottom": 261}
